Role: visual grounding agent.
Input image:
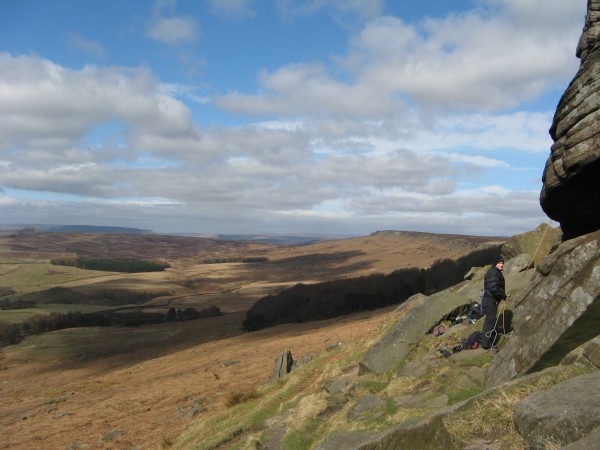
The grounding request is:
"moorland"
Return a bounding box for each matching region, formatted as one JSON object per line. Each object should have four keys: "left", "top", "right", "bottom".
{"left": 0, "top": 228, "right": 503, "bottom": 448}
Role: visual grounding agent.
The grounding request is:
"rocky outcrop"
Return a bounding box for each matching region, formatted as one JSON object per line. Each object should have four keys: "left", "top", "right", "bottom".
{"left": 273, "top": 350, "right": 294, "bottom": 379}
{"left": 540, "top": 0, "right": 600, "bottom": 240}
{"left": 359, "top": 291, "right": 470, "bottom": 374}
{"left": 513, "top": 372, "right": 600, "bottom": 449}
{"left": 359, "top": 263, "right": 535, "bottom": 376}
{"left": 500, "top": 223, "right": 561, "bottom": 266}
{"left": 485, "top": 230, "right": 600, "bottom": 387}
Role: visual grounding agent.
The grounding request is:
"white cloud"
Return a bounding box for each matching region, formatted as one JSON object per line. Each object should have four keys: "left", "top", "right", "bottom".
{"left": 219, "top": 1, "right": 583, "bottom": 117}
{"left": 0, "top": 53, "right": 194, "bottom": 151}
{"left": 0, "top": 0, "right": 587, "bottom": 236}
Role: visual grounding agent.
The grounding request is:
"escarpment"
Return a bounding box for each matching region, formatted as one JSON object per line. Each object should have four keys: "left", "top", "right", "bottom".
{"left": 540, "top": 0, "right": 600, "bottom": 240}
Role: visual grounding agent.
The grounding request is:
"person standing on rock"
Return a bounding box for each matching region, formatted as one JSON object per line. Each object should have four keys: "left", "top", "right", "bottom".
{"left": 481, "top": 257, "right": 507, "bottom": 350}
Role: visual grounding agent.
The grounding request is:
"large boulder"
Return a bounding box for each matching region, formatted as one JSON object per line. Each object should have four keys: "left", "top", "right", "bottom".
{"left": 501, "top": 223, "right": 561, "bottom": 266}
{"left": 486, "top": 230, "right": 600, "bottom": 387}
{"left": 540, "top": 0, "right": 600, "bottom": 240}
{"left": 358, "top": 291, "right": 470, "bottom": 375}
{"left": 513, "top": 372, "right": 600, "bottom": 449}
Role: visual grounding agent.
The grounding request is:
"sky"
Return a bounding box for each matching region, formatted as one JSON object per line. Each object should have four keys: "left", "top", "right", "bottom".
{"left": 0, "top": 0, "right": 589, "bottom": 237}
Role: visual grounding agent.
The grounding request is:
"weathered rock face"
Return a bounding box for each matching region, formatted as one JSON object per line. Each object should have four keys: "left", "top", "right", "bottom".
{"left": 485, "top": 230, "right": 600, "bottom": 387}
{"left": 540, "top": 0, "right": 600, "bottom": 240}
{"left": 358, "top": 292, "right": 469, "bottom": 375}
{"left": 500, "top": 223, "right": 561, "bottom": 266}
{"left": 272, "top": 350, "right": 294, "bottom": 379}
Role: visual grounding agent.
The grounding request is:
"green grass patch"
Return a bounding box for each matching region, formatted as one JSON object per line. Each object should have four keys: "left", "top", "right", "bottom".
{"left": 0, "top": 304, "right": 108, "bottom": 324}
{"left": 0, "top": 263, "right": 107, "bottom": 292}
{"left": 360, "top": 378, "right": 389, "bottom": 394}
{"left": 282, "top": 417, "right": 321, "bottom": 450}
{"left": 448, "top": 386, "right": 484, "bottom": 405}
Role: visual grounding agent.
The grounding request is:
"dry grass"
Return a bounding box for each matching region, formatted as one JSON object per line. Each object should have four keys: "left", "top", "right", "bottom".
{"left": 0, "top": 230, "right": 505, "bottom": 449}
{"left": 225, "top": 388, "right": 261, "bottom": 407}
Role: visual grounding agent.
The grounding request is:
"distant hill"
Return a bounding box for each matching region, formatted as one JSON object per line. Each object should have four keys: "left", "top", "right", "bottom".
{"left": 43, "top": 225, "right": 154, "bottom": 234}
{"left": 0, "top": 224, "right": 152, "bottom": 234}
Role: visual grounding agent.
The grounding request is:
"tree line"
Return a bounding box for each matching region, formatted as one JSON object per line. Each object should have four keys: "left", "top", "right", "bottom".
{"left": 51, "top": 257, "right": 171, "bottom": 273}
{"left": 242, "top": 245, "right": 501, "bottom": 331}
{"left": 0, "top": 305, "right": 223, "bottom": 347}
{"left": 0, "top": 299, "right": 35, "bottom": 310}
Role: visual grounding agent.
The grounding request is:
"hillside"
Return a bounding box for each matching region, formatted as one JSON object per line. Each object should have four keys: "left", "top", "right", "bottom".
{"left": 0, "top": 229, "right": 504, "bottom": 449}
{"left": 3, "top": 223, "right": 596, "bottom": 450}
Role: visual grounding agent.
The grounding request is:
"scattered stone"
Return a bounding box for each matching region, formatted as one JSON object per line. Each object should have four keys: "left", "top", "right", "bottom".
{"left": 325, "top": 341, "right": 342, "bottom": 352}
{"left": 324, "top": 377, "right": 354, "bottom": 394}
{"left": 273, "top": 350, "right": 294, "bottom": 379}
{"left": 98, "top": 429, "right": 124, "bottom": 443}
{"left": 347, "top": 394, "right": 386, "bottom": 420}
{"left": 222, "top": 360, "right": 240, "bottom": 367}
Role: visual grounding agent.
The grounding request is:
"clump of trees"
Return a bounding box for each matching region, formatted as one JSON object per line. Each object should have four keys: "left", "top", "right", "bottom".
{"left": 242, "top": 245, "right": 501, "bottom": 331}
{"left": 0, "top": 299, "right": 34, "bottom": 310}
{"left": 51, "top": 257, "right": 171, "bottom": 273}
{"left": 0, "top": 305, "right": 223, "bottom": 347}
{"left": 12, "top": 287, "right": 173, "bottom": 307}
{"left": 202, "top": 256, "right": 268, "bottom": 264}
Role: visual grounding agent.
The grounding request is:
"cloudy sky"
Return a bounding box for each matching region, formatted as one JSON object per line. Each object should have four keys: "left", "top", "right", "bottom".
{"left": 0, "top": 0, "right": 588, "bottom": 237}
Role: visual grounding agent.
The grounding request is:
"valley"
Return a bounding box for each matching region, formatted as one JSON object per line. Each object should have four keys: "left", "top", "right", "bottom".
{"left": 0, "top": 229, "right": 503, "bottom": 448}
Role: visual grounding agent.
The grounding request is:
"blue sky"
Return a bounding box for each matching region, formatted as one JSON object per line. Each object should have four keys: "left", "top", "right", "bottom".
{"left": 0, "top": 0, "right": 588, "bottom": 237}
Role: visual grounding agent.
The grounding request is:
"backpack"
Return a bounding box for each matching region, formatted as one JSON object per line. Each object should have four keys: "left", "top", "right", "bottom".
{"left": 461, "top": 331, "right": 482, "bottom": 350}
{"left": 468, "top": 301, "right": 484, "bottom": 321}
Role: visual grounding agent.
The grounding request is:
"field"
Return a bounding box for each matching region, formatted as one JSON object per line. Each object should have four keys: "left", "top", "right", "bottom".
{"left": 0, "top": 230, "right": 503, "bottom": 449}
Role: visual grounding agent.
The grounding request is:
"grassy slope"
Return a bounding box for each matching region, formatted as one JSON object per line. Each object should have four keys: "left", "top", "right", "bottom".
{"left": 0, "top": 230, "right": 509, "bottom": 449}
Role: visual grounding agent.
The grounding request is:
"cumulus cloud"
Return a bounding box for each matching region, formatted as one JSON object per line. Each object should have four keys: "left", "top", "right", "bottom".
{"left": 0, "top": 0, "right": 586, "bottom": 236}
{"left": 219, "top": 0, "right": 582, "bottom": 116}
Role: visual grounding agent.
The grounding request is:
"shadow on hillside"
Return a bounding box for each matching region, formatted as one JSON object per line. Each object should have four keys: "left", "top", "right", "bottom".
{"left": 23, "top": 312, "right": 249, "bottom": 374}
{"left": 259, "top": 251, "right": 373, "bottom": 281}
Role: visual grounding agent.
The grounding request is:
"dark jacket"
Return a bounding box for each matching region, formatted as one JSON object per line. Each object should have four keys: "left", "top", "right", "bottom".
{"left": 483, "top": 265, "right": 506, "bottom": 302}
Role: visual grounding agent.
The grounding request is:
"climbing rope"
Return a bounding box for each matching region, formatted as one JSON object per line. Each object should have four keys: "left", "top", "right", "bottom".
{"left": 515, "top": 222, "right": 552, "bottom": 307}
{"left": 485, "top": 300, "right": 506, "bottom": 344}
